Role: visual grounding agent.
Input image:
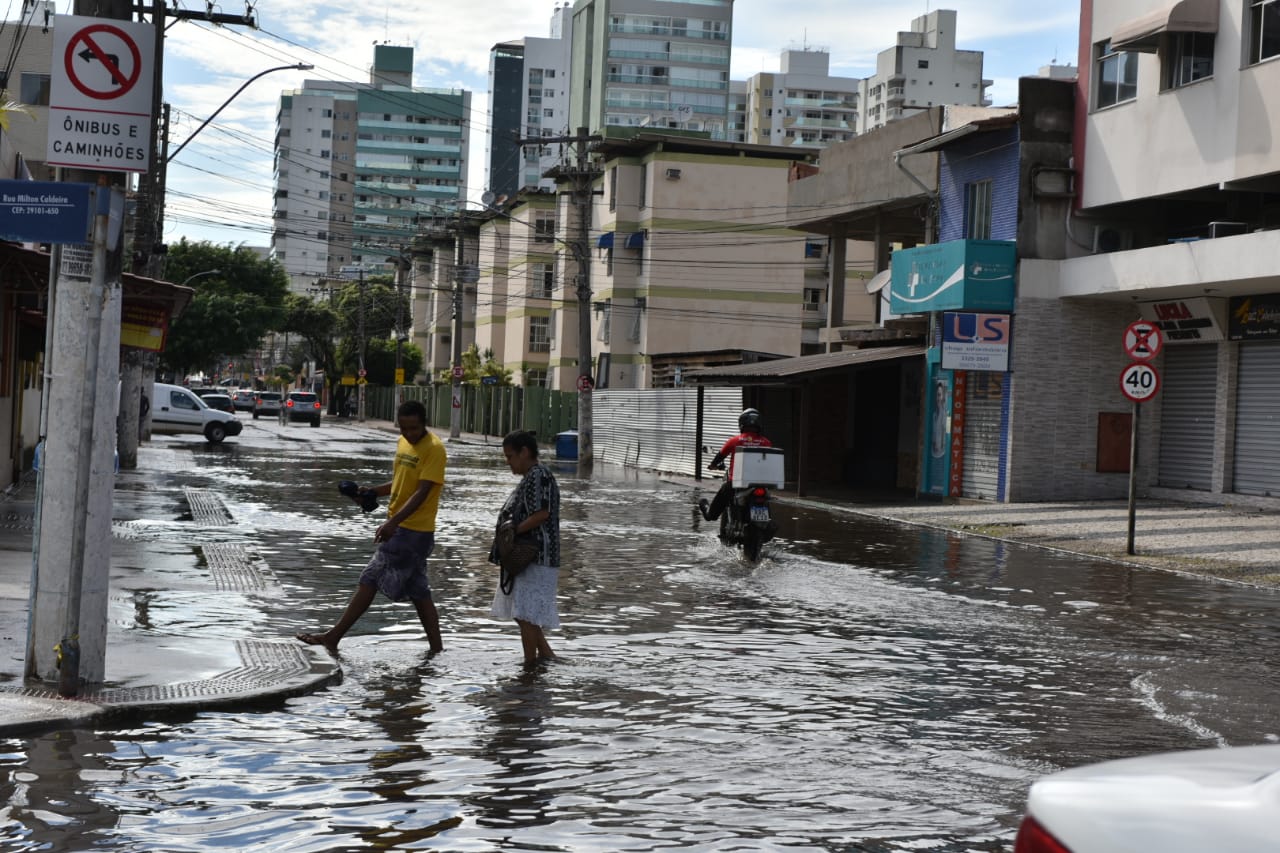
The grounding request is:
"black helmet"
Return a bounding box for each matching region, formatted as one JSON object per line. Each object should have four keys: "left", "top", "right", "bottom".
{"left": 738, "top": 408, "right": 762, "bottom": 433}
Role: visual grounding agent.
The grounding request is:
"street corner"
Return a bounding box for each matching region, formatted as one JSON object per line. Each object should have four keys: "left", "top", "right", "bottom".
{"left": 0, "top": 690, "right": 104, "bottom": 736}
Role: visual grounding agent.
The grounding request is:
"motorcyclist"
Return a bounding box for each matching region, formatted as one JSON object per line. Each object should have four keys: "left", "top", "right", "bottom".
{"left": 699, "top": 408, "right": 772, "bottom": 522}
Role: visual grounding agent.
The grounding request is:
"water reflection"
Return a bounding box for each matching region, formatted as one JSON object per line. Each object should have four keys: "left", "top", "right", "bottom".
{"left": 3, "top": 435, "right": 1280, "bottom": 851}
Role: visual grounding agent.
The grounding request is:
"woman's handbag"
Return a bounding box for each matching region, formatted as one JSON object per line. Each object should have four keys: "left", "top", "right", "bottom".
{"left": 494, "top": 514, "right": 539, "bottom": 594}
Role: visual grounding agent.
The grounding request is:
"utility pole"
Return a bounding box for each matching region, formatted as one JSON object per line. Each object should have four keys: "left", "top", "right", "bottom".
{"left": 450, "top": 216, "right": 465, "bottom": 439}
{"left": 516, "top": 128, "right": 602, "bottom": 464}
{"left": 394, "top": 250, "right": 409, "bottom": 409}
{"left": 358, "top": 267, "right": 367, "bottom": 422}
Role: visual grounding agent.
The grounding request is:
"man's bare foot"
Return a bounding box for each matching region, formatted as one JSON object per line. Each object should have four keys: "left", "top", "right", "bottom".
{"left": 296, "top": 632, "right": 339, "bottom": 654}
{"left": 426, "top": 645, "right": 443, "bottom": 659}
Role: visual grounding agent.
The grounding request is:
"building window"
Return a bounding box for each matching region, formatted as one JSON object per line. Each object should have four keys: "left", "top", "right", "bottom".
{"left": 629, "top": 297, "right": 644, "bottom": 343}
{"left": 965, "top": 179, "right": 993, "bottom": 240}
{"left": 638, "top": 163, "right": 648, "bottom": 209}
{"left": 1095, "top": 40, "right": 1138, "bottom": 108}
{"left": 1251, "top": 0, "right": 1280, "bottom": 63}
{"left": 918, "top": 59, "right": 929, "bottom": 69}
{"left": 596, "top": 299, "right": 611, "bottom": 343}
{"left": 534, "top": 211, "right": 555, "bottom": 243}
{"left": 529, "top": 316, "right": 551, "bottom": 352}
{"left": 609, "top": 166, "right": 618, "bottom": 211}
{"left": 531, "top": 263, "right": 554, "bottom": 298}
{"left": 1165, "top": 32, "right": 1215, "bottom": 88}
{"left": 525, "top": 368, "right": 547, "bottom": 387}
{"left": 19, "top": 72, "right": 50, "bottom": 105}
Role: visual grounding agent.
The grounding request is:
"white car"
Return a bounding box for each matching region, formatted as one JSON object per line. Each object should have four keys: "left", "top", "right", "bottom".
{"left": 150, "top": 382, "right": 243, "bottom": 444}
{"left": 1015, "top": 744, "right": 1280, "bottom": 852}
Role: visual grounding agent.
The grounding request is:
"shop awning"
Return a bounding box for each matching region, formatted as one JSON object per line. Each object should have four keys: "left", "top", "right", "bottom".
{"left": 682, "top": 344, "right": 926, "bottom": 386}
{"left": 624, "top": 231, "right": 645, "bottom": 249}
{"left": 1112, "top": 0, "right": 1218, "bottom": 52}
{"left": 596, "top": 231, "right": 614, "bottom": 249}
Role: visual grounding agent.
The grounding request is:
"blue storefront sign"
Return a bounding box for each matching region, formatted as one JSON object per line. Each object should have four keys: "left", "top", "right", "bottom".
{"left": 941, "top": 312, "right": 1012, "bottom": 372}
{"left": 889, "top": 240, "right": 1016, "bottom": 315}
{"left": 0, "top": 180, "right": 93, "bottom": 244}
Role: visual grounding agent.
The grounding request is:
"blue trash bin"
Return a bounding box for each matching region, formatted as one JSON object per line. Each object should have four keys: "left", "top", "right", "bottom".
{"left": 555, "top": 430, "right": 578, "bottom": 460}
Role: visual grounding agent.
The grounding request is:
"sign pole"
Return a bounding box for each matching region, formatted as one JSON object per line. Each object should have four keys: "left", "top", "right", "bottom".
{"left": 1126, "top": 399, "right": 1140, "bottom": 555}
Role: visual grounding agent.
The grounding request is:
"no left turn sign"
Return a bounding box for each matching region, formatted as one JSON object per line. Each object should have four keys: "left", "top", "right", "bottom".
{"left": 1120, "top": 362, "right": 1161, "bottom": 403}
{"left": 65, "top": 23, "right": 143, "bottom": 100}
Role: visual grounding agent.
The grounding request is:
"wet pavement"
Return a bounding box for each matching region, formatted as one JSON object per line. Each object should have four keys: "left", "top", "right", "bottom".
{"left": 1, "top": 417, "right": 1280, "bottom": 851}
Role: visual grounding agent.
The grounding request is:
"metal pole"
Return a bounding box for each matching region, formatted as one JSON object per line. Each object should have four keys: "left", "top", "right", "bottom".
{"left": 166, "top": 64, "right": 312, "bottom": 163}
{"left": 1126, "top": 400, "right": 1140, "bottom": 555}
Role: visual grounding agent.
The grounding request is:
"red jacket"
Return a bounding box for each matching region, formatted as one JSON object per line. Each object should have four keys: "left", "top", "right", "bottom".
{"left": 714, "top": 432, "right": 772, "bottom": 480}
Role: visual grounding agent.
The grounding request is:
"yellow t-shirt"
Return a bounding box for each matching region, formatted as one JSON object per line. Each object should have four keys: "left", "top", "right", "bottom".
{"left": 388, "top": 430, "right": 446, "bottom": 532}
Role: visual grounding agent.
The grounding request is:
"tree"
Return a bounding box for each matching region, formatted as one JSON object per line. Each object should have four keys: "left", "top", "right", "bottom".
{"left": 435, "top": 344, "right": 513, "bottom": 386}
{"left": 280, "top": 292, "right": 341, "bottom": 404}
{"left": 160, "top": 240, "right": 290, "bottom": 379}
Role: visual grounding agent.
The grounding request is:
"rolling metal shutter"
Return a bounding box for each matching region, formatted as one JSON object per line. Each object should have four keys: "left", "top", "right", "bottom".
{"left": 1232, "top": 342, "right": 1280, "bottom": 497}
{"left": 962, "top": 372, "right": 1008, "bottom": 500}
{"left": 1157, "top": 344, "right": 1216, "bottom": 490}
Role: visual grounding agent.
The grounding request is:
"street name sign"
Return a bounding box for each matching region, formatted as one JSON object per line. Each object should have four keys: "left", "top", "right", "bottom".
{"left": 46, "top": 15, "right": 154, "bottom": 172}
{"left": 0, "top": 180, "right": 93, "bottom": 243}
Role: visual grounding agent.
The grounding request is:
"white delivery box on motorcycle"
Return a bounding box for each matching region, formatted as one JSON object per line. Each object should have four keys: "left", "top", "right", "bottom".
{"left": 731, "top": 447, "right": 784, "bottom": 488}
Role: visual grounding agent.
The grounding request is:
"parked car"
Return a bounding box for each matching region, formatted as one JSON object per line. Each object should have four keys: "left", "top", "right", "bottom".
{"left": 231, "top": 389, "right": 258, "bottom": 412}
{"left": 1014, "top": 743, "right": 1280, "bottom": 852}
{"left": 150, "top": 383, "right": 243, "bottom": 444}
{"left": 280, "top": 391, "right": 322, "bottom": 427}
{"left": 191, "top": 387, "right": 231, "bottom": 400}
{"left": 253, "top": 391, "right": 282, "bottom": 419}
{"left": 201, "top": 393, "right": 236, "bottom": 415}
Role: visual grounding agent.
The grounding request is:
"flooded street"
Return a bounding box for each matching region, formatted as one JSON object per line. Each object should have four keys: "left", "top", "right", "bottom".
{"left": 5, "top": 422, "right": 1280, "bottom": 851}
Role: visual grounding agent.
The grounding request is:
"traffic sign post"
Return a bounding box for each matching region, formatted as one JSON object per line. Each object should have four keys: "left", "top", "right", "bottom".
{"left": 46, "top": 15, "right": 155, "bottom": 172}
{"left": 1120, "top": 327, "right": 1163, "bottom": 556}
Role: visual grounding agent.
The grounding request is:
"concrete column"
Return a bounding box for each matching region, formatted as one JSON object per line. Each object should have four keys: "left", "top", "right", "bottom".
{"left": 1212, "top": 341, "right": 1238, "bottom": 494}
{"left": 825, "top": 222, "right": 848, "bottom": 353}
{"left": 118, "top": 349, "right": 145, "bottom": 469}
{"left": 27, "top": 269, "right": 123, "bottom": 686}
{"left": 141, "top": 352, "right": 156, "bottom": 441}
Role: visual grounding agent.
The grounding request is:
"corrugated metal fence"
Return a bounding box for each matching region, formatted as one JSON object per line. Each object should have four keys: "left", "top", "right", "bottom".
{"left": 593, "top": 388, "right": 743, "bottom": 477}
{"left": 360, "top": 384, "right": 742, "bottom": 477}
{"left": 363, "top": 385, "right": 578, "bottom": 440}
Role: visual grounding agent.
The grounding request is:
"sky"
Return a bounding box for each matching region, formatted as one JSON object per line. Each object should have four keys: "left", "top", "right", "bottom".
{"left": 154, "top": 0, "right": 1082, "bottom": 249}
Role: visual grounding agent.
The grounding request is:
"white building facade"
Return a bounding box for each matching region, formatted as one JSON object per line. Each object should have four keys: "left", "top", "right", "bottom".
{"left": 857, "top": 9, "right": 991, "bottom": 134}
{"left": 569, "top": 0, "right": 734, "bottom": 138}
{"left": 744, "top": 49, "right": 859, "bottom": 148}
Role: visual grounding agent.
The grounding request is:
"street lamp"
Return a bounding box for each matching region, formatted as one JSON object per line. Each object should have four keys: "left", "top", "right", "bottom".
{"left": 179, "top": 268, "right": 220, "bottom": 287}
{"left": 167, "top": 63, "right": 314, "bottom": 163}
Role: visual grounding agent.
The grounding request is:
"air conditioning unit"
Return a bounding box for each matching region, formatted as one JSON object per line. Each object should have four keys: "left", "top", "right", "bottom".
{"left": 665, "top": 168, "right": 682, "bottom": 180}
{"left": 1092, "top": 226, "right": 1133, "bottom": 254}
{"left": 1208, "top": 221, "right": 1247, "bottom": 239}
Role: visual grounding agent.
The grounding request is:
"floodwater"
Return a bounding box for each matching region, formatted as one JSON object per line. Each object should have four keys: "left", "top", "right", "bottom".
{"left": 4, "top": 425, "right": 1280, "bottom": 852}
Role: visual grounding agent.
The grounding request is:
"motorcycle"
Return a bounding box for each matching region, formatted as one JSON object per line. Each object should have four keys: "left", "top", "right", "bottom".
{"left": 705, "top": 447, "right": 783, "bottom": 562}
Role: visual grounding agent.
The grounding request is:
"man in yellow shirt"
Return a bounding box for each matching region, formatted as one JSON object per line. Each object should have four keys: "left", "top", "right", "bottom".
{"left": 297, "top": 400, "right": 447, "bottom": 654}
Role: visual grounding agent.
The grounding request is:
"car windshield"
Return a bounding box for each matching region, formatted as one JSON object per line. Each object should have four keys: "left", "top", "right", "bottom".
{"left": 258, "top": 393, "right": 281, "bottom": 400}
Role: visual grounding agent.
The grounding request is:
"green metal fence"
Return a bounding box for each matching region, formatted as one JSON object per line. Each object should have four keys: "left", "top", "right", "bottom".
{"left": 362, "top": 384, "right": 578, "bottom": 441}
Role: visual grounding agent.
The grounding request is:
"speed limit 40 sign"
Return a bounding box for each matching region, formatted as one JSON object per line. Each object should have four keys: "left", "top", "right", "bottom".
{"left": 1119, "top": 362, "right": 1160, "bottom": 402}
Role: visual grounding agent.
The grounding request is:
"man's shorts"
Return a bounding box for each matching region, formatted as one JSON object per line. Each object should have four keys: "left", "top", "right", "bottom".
{"left": 359, "top": 527, "right": 435, "bottom": 602}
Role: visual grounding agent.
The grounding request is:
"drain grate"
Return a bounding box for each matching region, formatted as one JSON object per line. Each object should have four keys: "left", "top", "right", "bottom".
{"left": 183, "top": 487, "right": 233, "bottom": 526}
{"left": 202, "top": 543, "right": 274, "bottom": 592}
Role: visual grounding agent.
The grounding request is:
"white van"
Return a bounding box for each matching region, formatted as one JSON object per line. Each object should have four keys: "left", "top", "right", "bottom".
{"left": 151, "top": 382, "right": 243, "bottom": 444}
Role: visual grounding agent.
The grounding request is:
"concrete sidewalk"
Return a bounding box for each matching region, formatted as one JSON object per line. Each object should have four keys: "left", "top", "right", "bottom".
{"left": 0, "top": 443, "right": 339, "bottom": 737}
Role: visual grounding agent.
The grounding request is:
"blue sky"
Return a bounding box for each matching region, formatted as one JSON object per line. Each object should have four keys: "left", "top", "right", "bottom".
{"left": 158, "top": 0, "right": 1081, "bottom": 249}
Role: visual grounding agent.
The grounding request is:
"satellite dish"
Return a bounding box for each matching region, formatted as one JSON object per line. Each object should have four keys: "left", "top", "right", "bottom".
{"left": 481, "top": 191, "right": 496, "bottom": 207}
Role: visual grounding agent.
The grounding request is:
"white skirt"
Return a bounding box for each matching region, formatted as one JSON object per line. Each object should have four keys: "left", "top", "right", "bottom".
{"left": 490, "top": 562, "right": 560, "bottom": 629}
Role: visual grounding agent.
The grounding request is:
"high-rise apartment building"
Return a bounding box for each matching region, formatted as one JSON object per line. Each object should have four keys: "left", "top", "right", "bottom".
{"left": 487, "top": 5, "right": 574, "bottom": 200}
{"left": 569, "top": 0, "right": 734, "bottom": 138}
{"left": 857, "top": 9, "right": 991, "bottom": 134}
{"left": 272, "top": 46, "right": 471, "bottom": 292}
{"left": 744, "top": 50, "right": 859, "bottom": 148}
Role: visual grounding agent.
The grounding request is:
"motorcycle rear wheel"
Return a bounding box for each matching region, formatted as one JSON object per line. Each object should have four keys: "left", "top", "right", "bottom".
{"left": 742, "top": 525, "right": 763, "bottom": 562}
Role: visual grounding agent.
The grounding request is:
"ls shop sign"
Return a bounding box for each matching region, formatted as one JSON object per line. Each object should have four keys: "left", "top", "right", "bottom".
{"left": 46, "top": 15, "right": 154, "bottom": 172}
{"left": 941, "top": 312, "right": 1011, "bottom": 372}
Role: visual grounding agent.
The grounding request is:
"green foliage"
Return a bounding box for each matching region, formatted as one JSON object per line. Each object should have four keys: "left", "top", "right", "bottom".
{"left": 160, "top": 240, "right": 289, "bottom": 377}
{"left": 435, "top": 343, "right": 513, "bottom": 386}
{"left": 336, "top": 336, "right": 424, "bottom": 387}
{"left": 271, "top": 364, "right": 295, "bottom": 387}
{"left": 280, "top": 292, "right": 339, "bottom": 388}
